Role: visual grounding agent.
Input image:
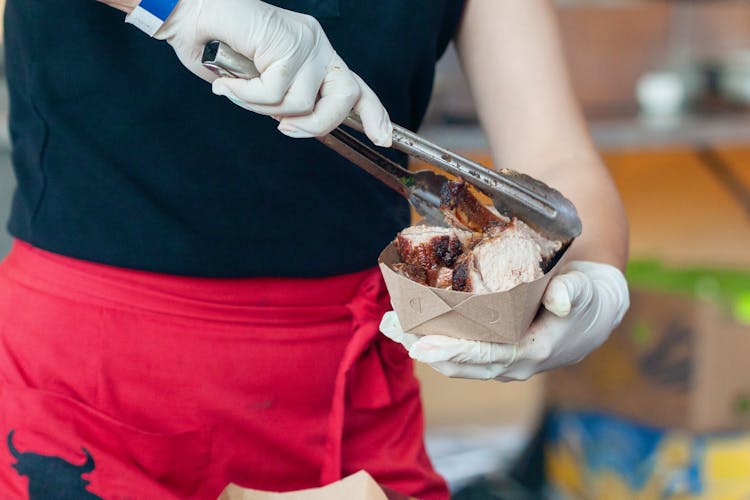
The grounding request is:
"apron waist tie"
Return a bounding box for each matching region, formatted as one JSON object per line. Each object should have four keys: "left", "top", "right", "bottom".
{"left": 320, "top": 269, "right": 393, "bottom": 485}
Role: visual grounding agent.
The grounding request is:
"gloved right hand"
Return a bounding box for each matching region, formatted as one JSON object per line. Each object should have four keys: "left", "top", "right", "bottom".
{"left": 154, "top": 0, "right": 392, "bottom": 145}
{"left": 381, "top": 261, "right": 629, "bottom": 381}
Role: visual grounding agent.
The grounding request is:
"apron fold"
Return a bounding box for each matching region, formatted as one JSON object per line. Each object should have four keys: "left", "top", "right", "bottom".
{"left": 321, "top": 269, "right": 394, "bottom": 484}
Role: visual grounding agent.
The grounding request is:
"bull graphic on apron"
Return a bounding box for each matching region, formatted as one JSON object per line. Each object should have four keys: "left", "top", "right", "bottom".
{"left": 7, "top": 431, "right": 102, "bottom": 500}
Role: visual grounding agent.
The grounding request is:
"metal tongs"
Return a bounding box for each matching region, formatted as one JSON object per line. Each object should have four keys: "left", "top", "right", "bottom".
{"left": 202, "top": 41, "right": 582, "bottom": 242}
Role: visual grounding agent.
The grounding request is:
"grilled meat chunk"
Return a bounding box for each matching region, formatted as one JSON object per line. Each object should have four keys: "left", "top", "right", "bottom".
{"left": 487, "top": 218, "right": 563, "bottom": 263}
{"left": 393, "top": 262, "right": 428, "bottom": 286}
{"left": 393, "top": 178, "right": 564, "bottom": 293}
{"left": 474, "top": 226, "right": 543, "bottom": 292}
{"left": 440, "top": 180, "right": 508, "bottom": 233}
{"left": 452, "top": 252, "right": 489, "bottom": 294}
{"left": 395, "top": 226, "right": 473, "bottom": 288}
{"left": 396, "top": 226, "right": 472, "bottom": 270}
{"left": 428, "top": 266, "right": 454, "bottom": 289}
{"left": 452, "top": 222, "right": 543, "bottom": 293}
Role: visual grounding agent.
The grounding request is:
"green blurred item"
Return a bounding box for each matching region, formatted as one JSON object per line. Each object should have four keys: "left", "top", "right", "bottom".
{"left": 547, "top": 286, "right": 750, "bottom": 431}
{"left": 626, "top": 260, "right": 750, "bottom": 324}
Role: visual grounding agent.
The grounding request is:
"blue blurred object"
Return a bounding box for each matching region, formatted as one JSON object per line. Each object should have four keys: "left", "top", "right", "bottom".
{"left": 544, "top": 410, "right": 750, "bottom": 499}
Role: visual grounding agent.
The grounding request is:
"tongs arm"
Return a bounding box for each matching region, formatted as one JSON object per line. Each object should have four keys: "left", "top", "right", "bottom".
{"left": 201, "top": 40, "right": 581, "bottom": 242}
{"left": 322, "top": 129, "right": 447, "bottom": 226}
{"left": 322, "top": 129, "right": 411, "bottom": 198}
{"left": 342, "top": 116, "right": 582, "bottom": 241}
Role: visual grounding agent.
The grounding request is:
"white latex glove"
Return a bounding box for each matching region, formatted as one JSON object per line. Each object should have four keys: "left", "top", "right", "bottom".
{"left": 154, "top": 0, "right": 392, "bottom": 145}
{"left": 380, "top": 261, "right": 630, "bottom": 381}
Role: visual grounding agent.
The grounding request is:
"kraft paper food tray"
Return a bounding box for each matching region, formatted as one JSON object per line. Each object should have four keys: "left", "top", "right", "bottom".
{"left": 218, "top": 470, "right": 391, "bottom": 500}
{"left": 378, "top": 242, "right": 566, "bottom": 344}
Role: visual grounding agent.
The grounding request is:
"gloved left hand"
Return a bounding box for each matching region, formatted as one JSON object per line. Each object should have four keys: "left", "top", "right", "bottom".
{"left": 380, "top": 261, "right": 630, "bottom": 381}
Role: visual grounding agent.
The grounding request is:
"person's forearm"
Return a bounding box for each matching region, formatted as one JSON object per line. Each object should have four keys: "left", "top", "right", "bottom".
{"left": 98, "top": 0, "right": 139, "bottom": 13}
{"left": 456, "top": 0, "right": 628, "bottom": 270}
{"left": 527, "top": 153, "right": 629, "bottom": 270}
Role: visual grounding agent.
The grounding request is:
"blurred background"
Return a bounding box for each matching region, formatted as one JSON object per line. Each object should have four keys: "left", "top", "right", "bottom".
{"left": 417, "top": 1, "right": 750, "bottom": 498}
{"left": 1, "top": 1, "right": 750, "bottom": 499}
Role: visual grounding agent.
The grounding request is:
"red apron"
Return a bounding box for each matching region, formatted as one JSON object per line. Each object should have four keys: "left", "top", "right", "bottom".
{"left": 0, "top": 241, "right": 448, "bottom": 499}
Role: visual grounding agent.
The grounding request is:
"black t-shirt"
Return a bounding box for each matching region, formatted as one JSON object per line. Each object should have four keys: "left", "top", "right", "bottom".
{"left": 4, "top": 0, "right": 465, "bottom": 277}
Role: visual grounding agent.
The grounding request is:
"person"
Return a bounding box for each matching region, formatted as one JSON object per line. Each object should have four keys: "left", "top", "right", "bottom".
{"left": 0, "top": 2, "right": 628, "bottom": 500}
{"left": 379, "top": 3, "right": 630, "bottom": 382}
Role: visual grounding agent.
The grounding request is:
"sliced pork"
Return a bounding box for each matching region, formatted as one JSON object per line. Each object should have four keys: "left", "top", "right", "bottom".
{"left": 392, "top": 262, "right": 428, "bottom": 286}
{"left": 511, "top": 219, "right": 563, "bottom": 262}
{"left": 429, "top": 267, "right": 454, "bottom": 289}
{"left": 395, "top": 226, "right": 472, "bottom": 288}
{"left": 396, "top": 226, "right": 472, "bottom": 270}
{"left": 393, "top": 178, "right": 564, "bottom": 293}
{"left": 452, "top": 222, "right": 543, "bottom": 293}
{"left": 440, "top": 180, "right": 508, "bottom": 233}
{"left": 452, "top": 252, "right": 490, "bottom": 294}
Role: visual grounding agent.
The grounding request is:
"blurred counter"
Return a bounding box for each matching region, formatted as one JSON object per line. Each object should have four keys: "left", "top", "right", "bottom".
{"left": 421, "top": 113, "right": 750, "bottom": 153}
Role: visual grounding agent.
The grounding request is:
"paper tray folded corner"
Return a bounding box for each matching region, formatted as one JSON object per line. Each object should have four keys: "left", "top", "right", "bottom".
{"left": 218, "top": 470, "right": 388, "bottom": 500}
{"left": 378, "top": 243, "right": 563, "bottom": 344}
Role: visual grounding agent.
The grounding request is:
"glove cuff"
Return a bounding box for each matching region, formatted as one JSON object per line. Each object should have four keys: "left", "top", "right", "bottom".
{"left": 126, "top": 0, "right": 180, "bottom": 37}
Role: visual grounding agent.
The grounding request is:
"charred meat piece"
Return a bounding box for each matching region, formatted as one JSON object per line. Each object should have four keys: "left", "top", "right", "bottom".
{"left": 427, "top": 266, "right": 454, "bottom": 289}
{"left": 393, "top": 262, "right": 428, "bottom": 286}
{"left": 452, "top": 252, "right": 489, "bottom": 294}
{"left": 452, "top": 222, "right": 543, "bottom": 293}
{"left": 396, "top": 226, "right": 472, "bottom": 270}
{"left": 393, "top": 176, "right": 565, "bottom": 293}
{"left": 396, "top": 226, "right": 472, "bottom": 288}
{"left": 440, "top": 180, "right": 508, "bottom": 233}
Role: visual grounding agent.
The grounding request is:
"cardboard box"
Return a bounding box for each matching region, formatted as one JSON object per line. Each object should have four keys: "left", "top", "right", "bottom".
{"left": 545, "top": 411, "right": 750, "bottom": 500}
{"left": 547, "top": 289, "right": 750, "bottom": 432}
{"left": 545, "top": 146, "right": 750, "bottom": 433}
{"left": 379, "top": 242, "right": 565, "bottom": 344}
